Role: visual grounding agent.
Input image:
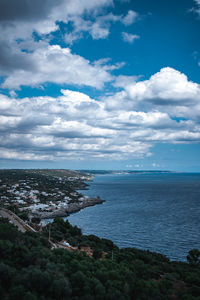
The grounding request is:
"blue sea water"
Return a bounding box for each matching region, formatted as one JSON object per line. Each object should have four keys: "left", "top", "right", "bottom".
{"left": 68, "top": 172, "right": 200, "bottom": 261}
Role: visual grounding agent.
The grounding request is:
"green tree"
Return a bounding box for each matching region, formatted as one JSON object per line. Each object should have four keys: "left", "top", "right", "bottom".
{"left": 187, "top": 249, "right": 200, "bottom": 266}
{"left": 93, "top": 248, "right": 102, "bottom": 259}
{"left": 51, "top": 277, "right": 72, "bottom": 299}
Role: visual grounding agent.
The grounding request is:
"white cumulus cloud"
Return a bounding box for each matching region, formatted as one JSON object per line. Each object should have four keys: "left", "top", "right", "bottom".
{"left": 105, "top": 67, "right": 200, "bottom": 121}
{"left": 122, "top": 32, "right": 140, "bottom": 43}
{"left": 122, "top": 10, "right": 138, "bottom": 25}
{"left": 1, "top": 67, "right": 200, "bottom": 162}
{"left": 1, "top": 45, "right": 113, "bottom": 90}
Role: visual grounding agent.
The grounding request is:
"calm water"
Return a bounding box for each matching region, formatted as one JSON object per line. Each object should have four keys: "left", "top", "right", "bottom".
{"left": 68, "top": 172, "right": 200, "bottom": 261}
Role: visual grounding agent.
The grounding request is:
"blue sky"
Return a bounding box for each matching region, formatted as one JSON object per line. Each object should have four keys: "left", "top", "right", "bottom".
{"left": 0, "top": 0, "right": 200, "bottom": 171}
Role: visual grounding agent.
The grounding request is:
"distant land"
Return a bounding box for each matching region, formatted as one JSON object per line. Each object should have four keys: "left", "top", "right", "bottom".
{"left": 79, "top": 170, "right": 176, "bottom": 175}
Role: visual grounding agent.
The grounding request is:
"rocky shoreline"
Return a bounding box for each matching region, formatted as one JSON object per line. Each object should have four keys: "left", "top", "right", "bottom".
{"left": 30, "top": 196, "right": 105, "bottom": 219}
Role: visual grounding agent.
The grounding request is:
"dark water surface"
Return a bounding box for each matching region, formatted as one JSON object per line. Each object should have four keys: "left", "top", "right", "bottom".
{"left": 68, "top": 172, "right": 200, "bottom": 261}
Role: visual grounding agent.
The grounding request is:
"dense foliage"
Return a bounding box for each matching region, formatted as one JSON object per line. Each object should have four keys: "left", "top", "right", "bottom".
{"left": 0, "top": 218, "right": 199, "bottom": 299}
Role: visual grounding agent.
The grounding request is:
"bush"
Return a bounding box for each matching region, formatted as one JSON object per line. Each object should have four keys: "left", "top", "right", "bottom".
{"left": 187, "top": 249, "right": 200, "bottom": 266}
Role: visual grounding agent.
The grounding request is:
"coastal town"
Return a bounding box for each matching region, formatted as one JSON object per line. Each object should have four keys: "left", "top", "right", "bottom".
{"left": 0, "top": 169, "right": 104, "bottom": 221}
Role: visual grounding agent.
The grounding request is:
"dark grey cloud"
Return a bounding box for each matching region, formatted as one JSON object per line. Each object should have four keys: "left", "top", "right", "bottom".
{"left": 0, "top": 0, "right": 61, "bottom": 77}
{"left": 51, "top": 131, "right": 110, "bottom": 139}
{"left": 0, "top": 0, "right": 61, "bottom": 22}
{"left": 16, "top": 115, "right": 53, "bottom": 132}
{"left": 145, "top": 97, "right": 196, "bottom": 107}
{"left": 0, "top": 0, "right": 122, "bottom": 89}
{"left": 0, "top": 41, "right": 36, "bottom": 74}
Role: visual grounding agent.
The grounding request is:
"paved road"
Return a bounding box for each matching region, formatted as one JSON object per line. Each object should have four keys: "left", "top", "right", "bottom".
{"left": 0, "top": 208, "right": 34, "bottom": 233}
{"left": 0, "top": 208, "right": 59, "bottom": 250}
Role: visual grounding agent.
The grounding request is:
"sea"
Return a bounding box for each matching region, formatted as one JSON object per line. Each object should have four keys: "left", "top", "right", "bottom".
{"left": 68, "top": 172, "right": 200, "bottom": 261}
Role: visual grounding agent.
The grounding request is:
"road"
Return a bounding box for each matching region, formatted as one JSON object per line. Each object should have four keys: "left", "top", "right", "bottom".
{"left": 0, "top": 208, "right": 65, "bottom": 250}
{"left": 0, "top": 208, "right": 36, "bottom": 233}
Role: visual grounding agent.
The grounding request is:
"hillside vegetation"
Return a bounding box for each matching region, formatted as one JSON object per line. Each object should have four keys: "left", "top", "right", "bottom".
{"left": 0, "top": 218, "right": 199, "bottom": 300}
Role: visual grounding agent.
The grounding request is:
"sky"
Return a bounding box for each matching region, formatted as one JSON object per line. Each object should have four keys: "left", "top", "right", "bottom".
{"left": 0, "top": 0, "right": 200, "bottom": 171}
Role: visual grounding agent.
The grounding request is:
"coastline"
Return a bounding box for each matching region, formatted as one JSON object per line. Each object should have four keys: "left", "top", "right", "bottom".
{"left": 31, "top": 196, "right": 104, "bottom": 219}
{"left": 0, "top": 169, "right": 104, "bottom": 222}
{"left": 29, "top": 174, "right": 104, "bottom": 220}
